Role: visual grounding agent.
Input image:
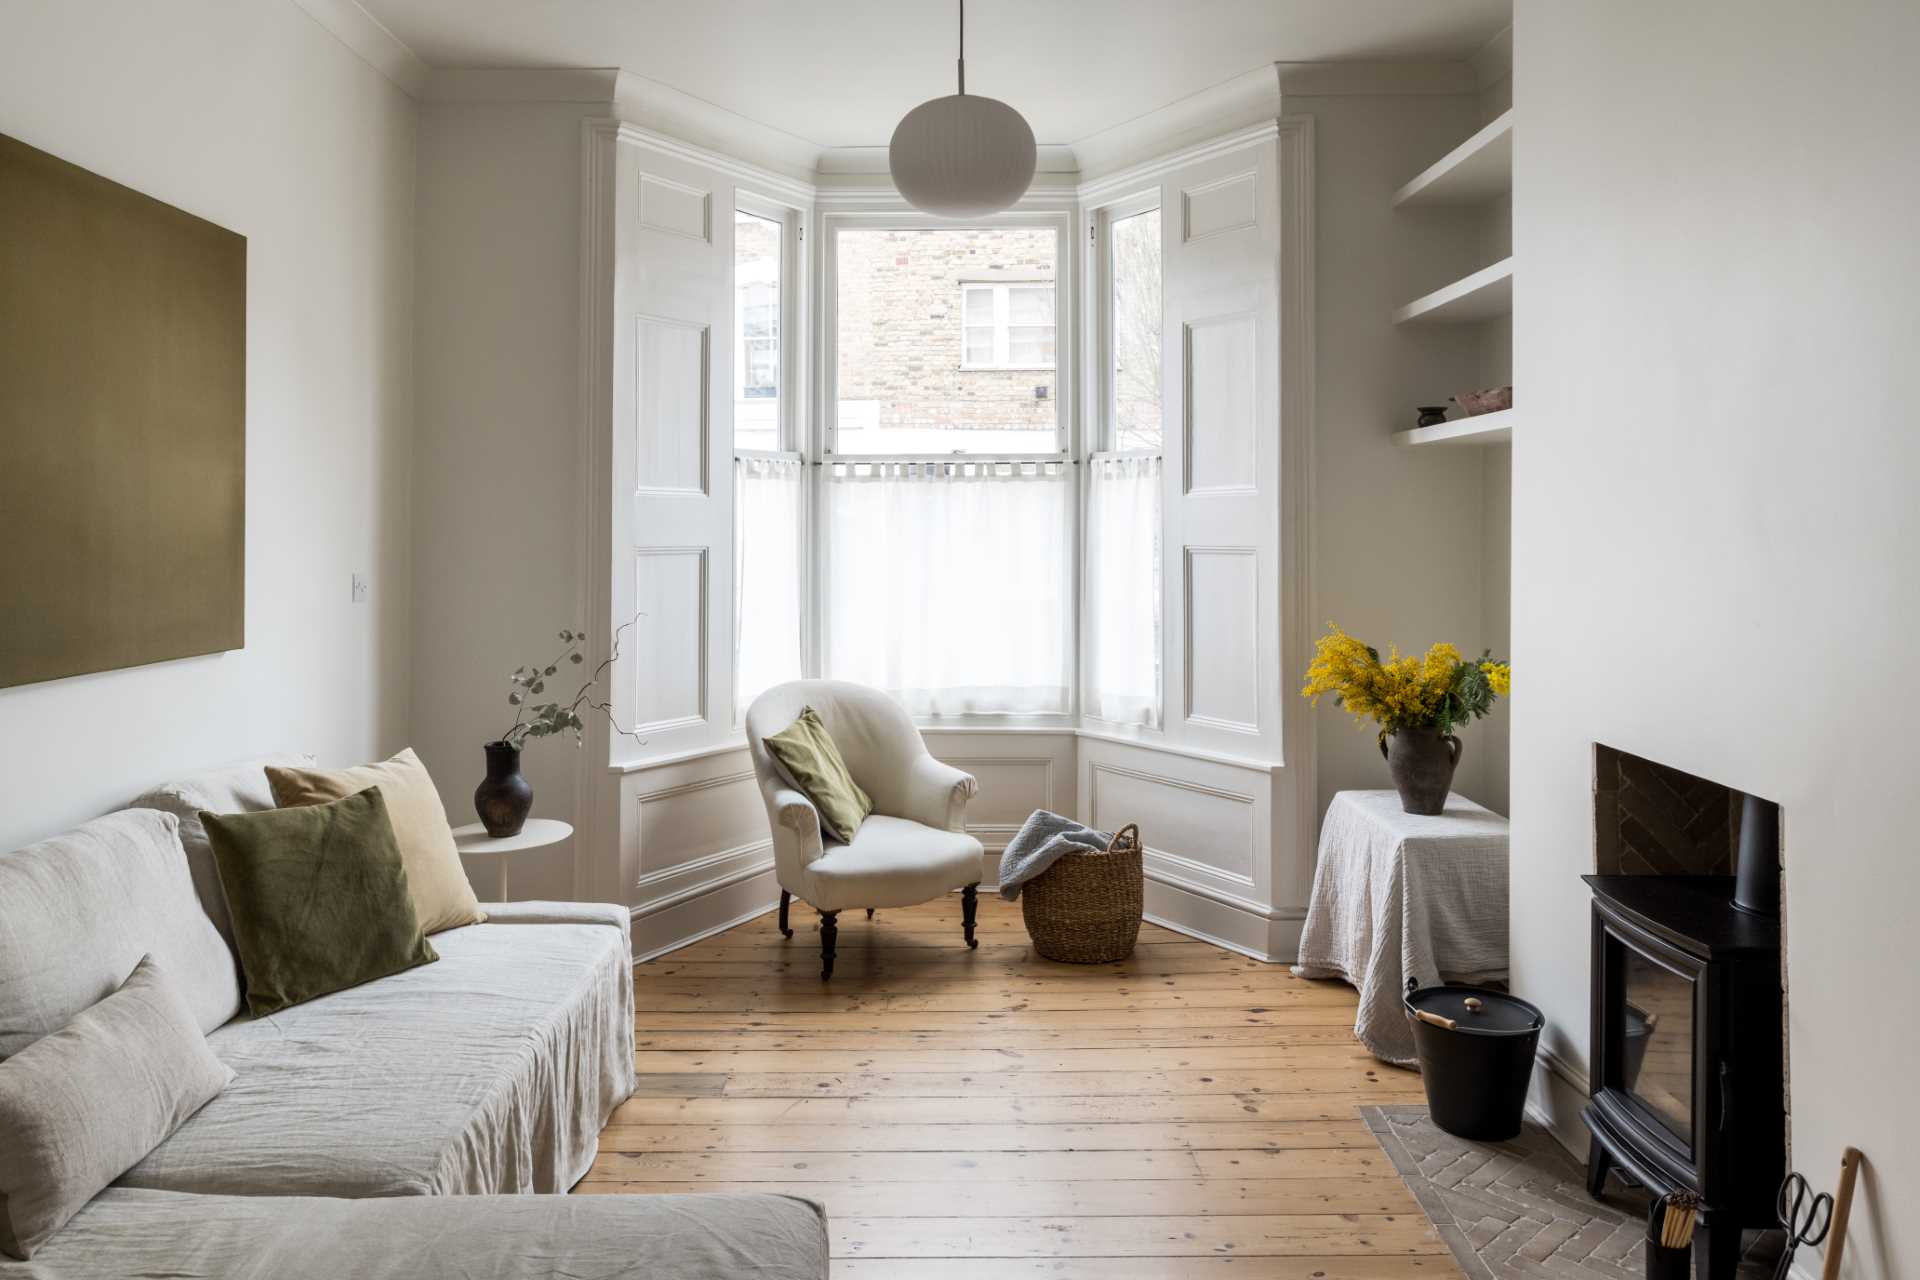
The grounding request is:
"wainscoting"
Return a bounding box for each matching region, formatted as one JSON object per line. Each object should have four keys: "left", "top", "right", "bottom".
{"left": 613, "top": 729, "right": 1311, "bottom": 963}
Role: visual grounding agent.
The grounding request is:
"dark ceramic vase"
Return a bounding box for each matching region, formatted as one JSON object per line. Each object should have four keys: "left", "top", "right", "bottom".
{"left": 474, "top": 741, "right": 533, "bottom": 837}
{"left": 1380, "top": 726, "right": 1462, "bottom": 816}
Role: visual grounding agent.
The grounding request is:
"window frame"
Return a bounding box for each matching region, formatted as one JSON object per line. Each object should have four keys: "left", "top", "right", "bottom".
{"left": 1091, "top": 190, "right": 1164, "bottom": 458}
{"left": 733, "top": 192, "right": 805, "bottom": 459}
{"left": 819, "top": 209, "right": 1073, "bottom": 462}
{"left": 958, "top": 280, "right": 1058, "bottom": 372}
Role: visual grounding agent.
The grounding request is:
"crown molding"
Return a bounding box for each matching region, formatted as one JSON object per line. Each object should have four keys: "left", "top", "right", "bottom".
{"left": 1469, "top": 25, "right": 1514, "bottom": 90}
{"left": 1274, "top": 60, "right": 1478, "bottom": 97}
{"left": 1076, "top": 120, "right": 1279, "bottom": 206}
{"left": 611, "top": 71, "right": 823, "bottom": 184}
{"left": 422, "top": 67, "right": 621, "bottom": 104}
{"left": 1069, "top": 65, "right": 1281, "bottom": 185}
{"left": 286, "top": 0, "right": 429, "bottom": 95}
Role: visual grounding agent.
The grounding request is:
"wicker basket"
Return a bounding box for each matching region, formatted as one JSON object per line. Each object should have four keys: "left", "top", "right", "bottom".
{"left": 1021, "top": 823, "right": 1144, "bottom": 963}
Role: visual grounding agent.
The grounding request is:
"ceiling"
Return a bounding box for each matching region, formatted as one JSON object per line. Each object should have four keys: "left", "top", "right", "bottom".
{"left": 357, "top": 0, "right": 1511, "bottom": 147}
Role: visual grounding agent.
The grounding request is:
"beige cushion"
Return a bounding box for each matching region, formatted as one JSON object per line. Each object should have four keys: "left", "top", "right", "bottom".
{"left": 267, "top": 749, "right": 485, "bottom": 935}
{"left": 125, "top": 753, "right": 315, "bottom": 948}
{"left": 0, "top": 955, "right": 232, "bottom": 1259}
{"left": 800, "top": 815, "right": 983, "bottom": 912}
{"left": 0, "top": 809, "right": 241, "bottom": 1058}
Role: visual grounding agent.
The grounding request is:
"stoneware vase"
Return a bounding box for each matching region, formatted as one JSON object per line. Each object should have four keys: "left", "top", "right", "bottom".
{"left": 1380, "top": 726, "right": 1461, "bottom": 816}
{"left": 474, "top": 740, "right": 533, "bottom": 838}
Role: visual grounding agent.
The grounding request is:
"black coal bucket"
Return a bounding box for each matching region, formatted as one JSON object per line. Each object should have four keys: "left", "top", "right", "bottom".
{"left": 1404, "top": 978, "right": 1544, "bottom": 1142}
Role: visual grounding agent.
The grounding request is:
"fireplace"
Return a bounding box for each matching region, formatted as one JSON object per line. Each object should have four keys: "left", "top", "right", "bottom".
{"left": 1582, "top": 747, "right": 1785, "bottom": 1280}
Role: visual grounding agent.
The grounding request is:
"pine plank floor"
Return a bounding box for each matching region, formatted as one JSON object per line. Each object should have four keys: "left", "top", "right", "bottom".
{"left": 581, "top": 896, "right": 1459, "bottom": 1277}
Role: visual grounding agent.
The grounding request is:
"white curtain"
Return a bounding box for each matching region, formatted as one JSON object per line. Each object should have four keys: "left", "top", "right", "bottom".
{"left": 734, "top": 455, "right": 805, "bottom": 718}
{"left": 825, "top": 461, "right": 1072, "bottom": 716}
{"left": 1085, "top": 454, "right": 1161, "bottom": 726}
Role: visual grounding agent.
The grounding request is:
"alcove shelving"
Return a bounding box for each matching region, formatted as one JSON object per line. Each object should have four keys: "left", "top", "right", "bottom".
{"left": 1392, "top": 105, "right": 1513, "bottom": 449}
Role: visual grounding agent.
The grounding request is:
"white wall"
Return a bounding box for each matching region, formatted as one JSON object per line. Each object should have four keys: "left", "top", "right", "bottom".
{"left": 0, "top": 0, "right": 415, "bottom": 850}
{"left": 1514, "top": 3, "right": 1919, "bottom": 1273}
{"left": 411, "top": 99, "right": 603, "bottom": 901}
{"left": 1292, "top": 89, "right": 1510, "bottom": 819}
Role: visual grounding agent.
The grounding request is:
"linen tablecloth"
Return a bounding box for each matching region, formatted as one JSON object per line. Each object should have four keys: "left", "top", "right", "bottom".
{"left": 1292, "top": 789, "right": 1509, "bottom": 1065}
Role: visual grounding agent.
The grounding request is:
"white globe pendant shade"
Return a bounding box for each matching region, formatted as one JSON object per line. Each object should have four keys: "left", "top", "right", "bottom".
{"left": 888, "top": 92, "right": 1037, "bottom": 218}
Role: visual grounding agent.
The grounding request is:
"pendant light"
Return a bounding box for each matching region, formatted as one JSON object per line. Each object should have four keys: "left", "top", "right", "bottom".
{"left": 888, "top": 0, "right": 1037, "bottom": 218}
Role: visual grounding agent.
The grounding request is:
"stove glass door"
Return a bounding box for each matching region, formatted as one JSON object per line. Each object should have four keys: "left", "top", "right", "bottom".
{"left": 1622, "top": 948, "right": 1695, "bottom": 1145}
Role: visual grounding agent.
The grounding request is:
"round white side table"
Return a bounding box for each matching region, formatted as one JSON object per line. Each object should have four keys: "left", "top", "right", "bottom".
{"left": 451, "top": 819, "right": 572, "bottom": 903}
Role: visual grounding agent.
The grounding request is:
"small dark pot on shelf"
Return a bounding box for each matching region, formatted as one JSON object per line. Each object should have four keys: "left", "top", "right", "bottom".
{"left": 1415, "top": 405, "right": 1450, "bottom": 428}
{"left": 1380, "top": 726, "right": 1462, "bottom": 815}
{"left": 474, "top": 740, "right": 533, "bottom": 837}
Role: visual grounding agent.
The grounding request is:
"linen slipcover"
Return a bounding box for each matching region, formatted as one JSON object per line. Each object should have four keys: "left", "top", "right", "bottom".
{"left": 118, "top": 902, "right": 635, "bottom": 1197}
{"left": 0, "top": 1187, "right": 828, "bottom": 1280}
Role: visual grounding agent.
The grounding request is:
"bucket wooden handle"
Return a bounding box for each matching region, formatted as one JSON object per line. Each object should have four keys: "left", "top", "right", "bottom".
{"left": 1413, "top": 1009, "right": 1458, "bottom": 1031}
{"left": 1105, "top": 823, "right": 1140, "bottom": 854}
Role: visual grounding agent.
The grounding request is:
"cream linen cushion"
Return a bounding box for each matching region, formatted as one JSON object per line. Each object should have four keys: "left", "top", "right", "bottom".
{"left": 0, "top": 809, "right": 241, "bottom": 1056}
{"left": 0, "top": 955, "right": 232, "bottom": 1259}
{"left": 266, "top": 749, "right": 485, "bottom": 934}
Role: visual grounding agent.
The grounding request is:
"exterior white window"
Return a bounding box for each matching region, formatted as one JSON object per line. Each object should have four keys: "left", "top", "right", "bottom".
{"left": 960, "top": 282, "right": 1056, "bottom": 371}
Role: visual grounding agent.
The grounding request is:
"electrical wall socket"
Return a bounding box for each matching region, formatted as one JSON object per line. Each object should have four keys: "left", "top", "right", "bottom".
{"left": 351, "top": 573, "right": 369, "bottom": 603}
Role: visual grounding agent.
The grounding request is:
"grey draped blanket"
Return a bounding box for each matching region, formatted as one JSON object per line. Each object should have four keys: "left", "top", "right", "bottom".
{"left": 997, "top": 809, "right": 1111, "bottom": 900}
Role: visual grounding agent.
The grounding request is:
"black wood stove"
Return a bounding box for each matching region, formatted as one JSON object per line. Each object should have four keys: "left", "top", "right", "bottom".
{"left": 1582, "top": 869, "right": 1784, "bottom": 1280}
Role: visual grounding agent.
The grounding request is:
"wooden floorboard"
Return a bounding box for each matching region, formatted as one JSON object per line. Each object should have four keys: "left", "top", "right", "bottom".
{"left": 582, "top": 895, "right": 1454, "bottom": 1272}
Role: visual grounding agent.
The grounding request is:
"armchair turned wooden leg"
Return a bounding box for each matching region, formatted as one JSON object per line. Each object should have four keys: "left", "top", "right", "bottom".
{"left": 962, "top": 883, "right": 979, "bottom": 949}
{"left": 819, "top": 910, "right": 839, "bottom": 980}
{"left": 778, "top": 890, "right": 793, "bottom": 939}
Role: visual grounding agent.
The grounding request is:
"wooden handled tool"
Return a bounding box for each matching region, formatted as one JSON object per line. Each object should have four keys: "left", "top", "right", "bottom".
{"left": 1820, "top": 1148, "right": 1863, "bottom": 1280}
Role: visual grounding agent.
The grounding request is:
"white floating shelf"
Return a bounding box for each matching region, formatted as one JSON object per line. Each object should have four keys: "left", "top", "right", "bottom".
{"left": 1394, "top": 407, "right": 1514, "bottom": 448}
{"left": 1392, "top": 257, "right": 1513, "bottom": 325}
{"left": 1392, "top": 110, "right": 1513, "bottom": 208}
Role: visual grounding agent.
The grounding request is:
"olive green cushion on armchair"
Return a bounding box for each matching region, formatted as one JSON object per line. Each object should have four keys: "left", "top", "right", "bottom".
{"left": 199, "top": 787, "right": 437, "bottom": 1017}
{"left": 763, "top": 706, "right": 874, "bottom": 843}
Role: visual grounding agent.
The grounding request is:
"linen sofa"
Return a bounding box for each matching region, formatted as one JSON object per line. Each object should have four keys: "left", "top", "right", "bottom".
{"left": 0, "top": 758, "right": 828, "bottom": 1279}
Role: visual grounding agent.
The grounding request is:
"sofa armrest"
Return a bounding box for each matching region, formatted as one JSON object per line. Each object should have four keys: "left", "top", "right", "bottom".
{"left": 477, "top": 901, "right": 630, "bottom": 935}
{"left": 901, "top": 755, "right": 978, "bottom": 833}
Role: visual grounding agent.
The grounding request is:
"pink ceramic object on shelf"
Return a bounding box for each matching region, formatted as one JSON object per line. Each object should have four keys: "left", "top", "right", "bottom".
{"left": 1452, "top": 385, "right": 1513, "bottom": 416}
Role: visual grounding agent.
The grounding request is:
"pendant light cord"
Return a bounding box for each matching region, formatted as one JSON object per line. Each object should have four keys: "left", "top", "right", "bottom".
{"left": 957, "top": 0, "right": 966, "bottom": 95}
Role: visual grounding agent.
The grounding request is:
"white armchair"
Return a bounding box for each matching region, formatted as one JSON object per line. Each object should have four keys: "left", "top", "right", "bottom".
{"left": 745, "top": 680, "right": 984, "bottom": 978}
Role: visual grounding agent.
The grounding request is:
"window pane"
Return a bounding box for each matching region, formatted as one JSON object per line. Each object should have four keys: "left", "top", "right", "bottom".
{"left": 1009, "top": 326, "right": 1053, "bottom": 367}
{"left": 735, "top": 456, "right": 804, "bottom": 717}
{"left": 825, "top": 461, "right": 1071, "bottom": 714}
{"left": 837, "top": 226, "right": 1058, "bottom": 454}
{"left": 735, "top": 209, "right": 781, "bottom": 451}
{"left": 1110, "top": 208, "right": 1162, "bottom": 452}
{"left": 1010, "top": 286, "right": 1053, "bottom": 325}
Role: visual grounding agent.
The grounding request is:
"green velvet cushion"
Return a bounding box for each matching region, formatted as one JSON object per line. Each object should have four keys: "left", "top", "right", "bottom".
{"left": 764, "top": 706, "right": 873, "bottom": 844}
{"left": 199, "top": 787, "right": 437, "bottom": 1017}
